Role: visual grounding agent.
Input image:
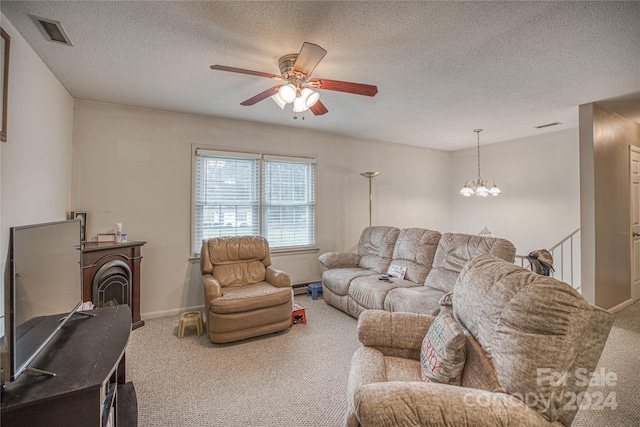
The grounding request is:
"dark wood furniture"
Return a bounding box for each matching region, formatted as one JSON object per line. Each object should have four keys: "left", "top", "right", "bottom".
{"left": 1, "top": 306, "right": 137, "bottom": 427}
{"left": 82, "top": 240, "right": 146, "bottom": 329}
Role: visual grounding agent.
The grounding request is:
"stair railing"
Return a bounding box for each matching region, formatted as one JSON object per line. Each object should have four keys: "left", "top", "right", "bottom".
{"left": 515, "top": 228, "right": 581, "bottom": 293}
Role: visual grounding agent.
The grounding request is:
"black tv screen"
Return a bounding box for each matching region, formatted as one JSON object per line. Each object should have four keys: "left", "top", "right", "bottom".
{"left": 3, "top": 219, "right": 83, "bottom": 381}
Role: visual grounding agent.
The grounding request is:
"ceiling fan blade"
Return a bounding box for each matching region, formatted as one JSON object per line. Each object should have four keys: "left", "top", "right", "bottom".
{"left": 240, "top": 86, "right": 282, "bottom": 106}
{"left": 309, "top": 78, "right": 378, "bottom": 97}
{"left": 292, "top": 42, "right": 327, "bottom": 77}
{"left": 211, "top": 65, "right": 282, "bottom": 79}
{"left": 310, "top": 100, "right": 328, "bottom": 116}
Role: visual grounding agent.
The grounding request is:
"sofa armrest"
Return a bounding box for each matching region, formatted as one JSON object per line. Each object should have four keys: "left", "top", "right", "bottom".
{"left": 203, "top": 273, "right": 222, "bottom": 313}
{"left": 354, "top": 382, "right": 553, "bottom": 427}
{"left": 265, "top": 266, "right": 291, "bottom": 288}
{"left": 318, "top": 252, "right": 361, "bottom": 271}
{"left": 357, "top": 310, "right": 434, "bottom": 360}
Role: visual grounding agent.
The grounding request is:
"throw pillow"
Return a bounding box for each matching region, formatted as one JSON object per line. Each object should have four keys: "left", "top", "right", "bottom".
{"left": 420, "top": 307, "right": 466, "bottom": 385}
{"left": 387, "top": 264, "right": 407, "bottom": 279}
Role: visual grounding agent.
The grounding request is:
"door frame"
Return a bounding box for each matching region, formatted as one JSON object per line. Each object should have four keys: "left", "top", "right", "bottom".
{"left": 629, "top": 145, "right": 640, "bottom": 302}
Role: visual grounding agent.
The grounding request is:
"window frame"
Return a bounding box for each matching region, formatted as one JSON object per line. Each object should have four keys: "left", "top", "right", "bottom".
{"left": 191, "top": 145, "right": 317, "bottom": 258}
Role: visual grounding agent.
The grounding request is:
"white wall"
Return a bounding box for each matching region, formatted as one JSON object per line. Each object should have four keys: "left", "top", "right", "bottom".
{"left": 72, "top": 100, "right": 452, "bottom": 318}
{"left": 0, "top": 15, "right": 74, "bottom": 320}
{"left": 450, "top": 128, "right": 581, "bottom": 253}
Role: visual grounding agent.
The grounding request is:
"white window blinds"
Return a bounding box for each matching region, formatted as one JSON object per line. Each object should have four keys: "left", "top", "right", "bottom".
{"left": 263, "top": 156, "right": 316, "bottom": 249}
{"left": 194, "top": 152, "right": 260, "bottom": 254}
{"left": 193, "top": 150, "right": 316, "bottom": 256}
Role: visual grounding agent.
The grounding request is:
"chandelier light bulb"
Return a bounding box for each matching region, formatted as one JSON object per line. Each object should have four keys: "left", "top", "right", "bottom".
{"left": 476, "top": 185, "right": 489, "bottom": 197}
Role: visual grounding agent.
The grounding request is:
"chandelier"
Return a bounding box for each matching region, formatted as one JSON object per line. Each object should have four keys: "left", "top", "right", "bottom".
{"left": 459, "top": 129, "right": 502, "bottom": 197}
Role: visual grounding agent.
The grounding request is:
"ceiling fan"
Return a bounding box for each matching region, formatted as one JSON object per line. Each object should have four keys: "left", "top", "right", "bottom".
{"left": 211, "top": 42, "right": 378, "bottom": 118}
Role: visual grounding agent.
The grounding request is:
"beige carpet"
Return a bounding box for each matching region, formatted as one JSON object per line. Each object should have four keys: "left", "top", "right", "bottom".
{"left": 127, "top": 297, "right": 359, "bottom": 426}
{"left": 572, "top": 301, "right": 640, "bottom": 427}
{"left": 128, "top": 298, "right": 639, "bottom": 426}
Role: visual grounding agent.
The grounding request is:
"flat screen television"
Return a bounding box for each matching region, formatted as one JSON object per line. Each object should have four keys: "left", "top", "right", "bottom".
{"left": 1, "top": 219, "right": 83, "bottom": 382}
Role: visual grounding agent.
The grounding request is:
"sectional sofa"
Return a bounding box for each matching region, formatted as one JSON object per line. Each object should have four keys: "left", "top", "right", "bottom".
{"left": 318, "top": 226, "right": 516, "bottom": 317}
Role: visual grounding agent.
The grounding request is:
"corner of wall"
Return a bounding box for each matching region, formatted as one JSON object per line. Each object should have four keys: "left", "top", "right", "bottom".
{"left": 579, "top": 103, "right": 596, "bottom": 304}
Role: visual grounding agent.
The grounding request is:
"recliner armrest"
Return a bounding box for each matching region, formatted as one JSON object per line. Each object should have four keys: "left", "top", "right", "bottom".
{"left": 318, "top": 252, "right": 361, "bottom": 270}
{"left": 354, "top": 382, "right": 553, "bottom": 427}
{"left": 357, "top": 310, "right": 434, "bottom": 360}
{"left": 203, "top": 273, "right": 222, "bottom": 313}
{"left": 265, "top": 266, "right": 291, "bottom": 288}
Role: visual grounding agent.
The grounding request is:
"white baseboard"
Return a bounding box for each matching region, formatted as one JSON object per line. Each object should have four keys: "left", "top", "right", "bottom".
{"left": 142, "top": 304, "right": 205, "bottom": 320}
{"left": 607, "top": 298, "right": 633, "bottom": 314}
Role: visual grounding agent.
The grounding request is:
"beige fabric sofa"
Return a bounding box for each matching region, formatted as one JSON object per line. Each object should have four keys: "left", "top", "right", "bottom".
{"left": 200, "top": 236, "right": 292, "bottom": 343}
{"left": 346, "top": 255, "right": 614, "bottom": 427}
{"left": 319, "top": 226, "right": 516, "bottom": 318}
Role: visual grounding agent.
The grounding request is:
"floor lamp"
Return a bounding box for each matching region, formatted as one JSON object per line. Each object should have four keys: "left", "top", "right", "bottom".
{"left": 360, "top": 172, "right": 380, "bottom": 227}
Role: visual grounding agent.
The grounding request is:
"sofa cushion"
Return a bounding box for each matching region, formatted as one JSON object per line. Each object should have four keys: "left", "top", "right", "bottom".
{"left": 357, "top": 226, "right": 400, "bottom": 272}
{"left": 322, "top": 268, "right": 378, "bottom": 296}
{"left": 454, "top": 255, "right": 614, "bottom": 425}
{"left": 350, "top": 275, "right": 422, "bottom": 311}
{"left": 385, "top": 356, "right": 422, "bottom": 382}
{"left": 209, "top": 282, "right": 292, "bottom": 314}
{"left": 425, "top": 233, "right": 516, "bottom": 292}
{"left": 419, "top": 308, "right": 466, "bottom": 385}
{"left": 390, "top": 228, "right": 441, "bottom": 283}
{"left": 383, "top": 286, "right": 446, "bottom": 315}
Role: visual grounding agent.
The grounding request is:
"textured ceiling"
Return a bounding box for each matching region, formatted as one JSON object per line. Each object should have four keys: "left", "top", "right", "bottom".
{"left": 2, "top": 1, "right": 639, "bottom": 150}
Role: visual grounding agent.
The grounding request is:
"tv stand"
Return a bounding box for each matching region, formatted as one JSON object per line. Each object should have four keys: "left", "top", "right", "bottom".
{"left": 1, "top": 306, "right": 137, "bottom": 427}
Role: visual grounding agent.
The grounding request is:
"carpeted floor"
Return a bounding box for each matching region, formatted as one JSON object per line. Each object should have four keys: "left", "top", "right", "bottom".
{"left": 127, "top": 298, "right": 639, "bottom": 427}
{"left": 572, "top": 301, "right": 640, "bottom": 427}
{"left": 127, "top": 296, "right": 359, "bottom": 426}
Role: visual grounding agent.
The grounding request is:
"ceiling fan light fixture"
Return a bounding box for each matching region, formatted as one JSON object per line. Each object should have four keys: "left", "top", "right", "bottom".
{"left": 271, "top": 94, "right": 287, "bottom": 110}
{"left": 278, "top": 84, "right": 297, "bottom": 103}
{"left": 300, "top": 88, "right": 320, "bottom": 108}
{"left": 293, "top": 96, "right": 308, "bottom": 113}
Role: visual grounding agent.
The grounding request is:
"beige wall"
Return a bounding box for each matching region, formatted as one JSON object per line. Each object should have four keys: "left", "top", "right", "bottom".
{"left": 451, "top": 129, "right": 580, "bottom": 253}
{"left": 580, "top": 103, "right": 640, "bottom": 309}
{"left": 72, "top": 100, "right": 452, "bottom": 317}
{"left": 0, "top": 14, "right": 74, "bottom": 320}
{"left": 0, "top": 12, "right": 589, "bottom": 319}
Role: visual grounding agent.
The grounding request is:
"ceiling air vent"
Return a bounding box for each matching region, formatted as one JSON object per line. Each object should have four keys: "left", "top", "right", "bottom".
{"left": 534, "top": 122, "right": 562, "bottom": 129}
{"left": 29, "top": 15, "right": 73, "bottom": 46}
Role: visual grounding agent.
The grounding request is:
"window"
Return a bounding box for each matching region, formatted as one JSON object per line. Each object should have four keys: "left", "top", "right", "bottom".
{"left": 193, "top": 149, "right": 316, "bottom": 256}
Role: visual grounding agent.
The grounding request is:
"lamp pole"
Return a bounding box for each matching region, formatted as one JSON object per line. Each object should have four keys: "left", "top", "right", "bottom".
{"left": 360, "top": 172, "right": 380, "bottom": 227}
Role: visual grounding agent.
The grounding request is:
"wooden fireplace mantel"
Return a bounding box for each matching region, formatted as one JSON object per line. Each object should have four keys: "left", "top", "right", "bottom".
{"left": 82, "top": 240, "right": 146, "bottom": 329}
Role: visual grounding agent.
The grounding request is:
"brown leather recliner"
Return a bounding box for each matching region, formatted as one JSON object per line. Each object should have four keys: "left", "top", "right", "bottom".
{"left": 200, "top": 236, "right": 292, "bottom": 343}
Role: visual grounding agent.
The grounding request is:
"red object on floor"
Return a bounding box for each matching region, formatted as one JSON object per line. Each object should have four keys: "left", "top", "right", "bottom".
{"left": 291, "top": 302, "right": 307, "bottom": 326}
